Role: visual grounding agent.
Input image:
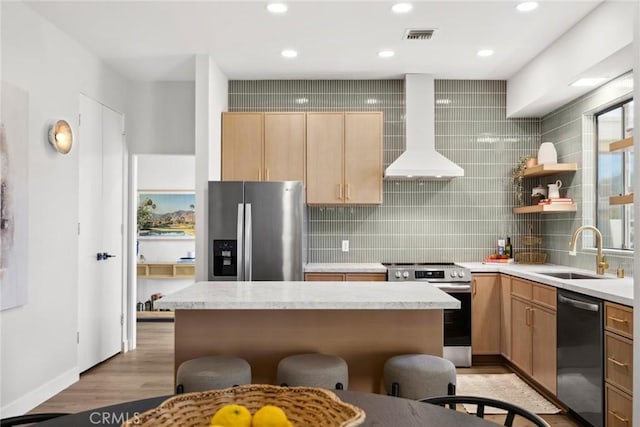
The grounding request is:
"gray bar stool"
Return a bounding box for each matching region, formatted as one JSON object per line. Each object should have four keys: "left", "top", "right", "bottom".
{"left": 176, "top": 355, "right": 251, "bottom": 394}
{"left": 277, "top": 353, "right": 348, "bottom": 390}
{"left": 384, "top": 354, "right": 456, "bottom": 399}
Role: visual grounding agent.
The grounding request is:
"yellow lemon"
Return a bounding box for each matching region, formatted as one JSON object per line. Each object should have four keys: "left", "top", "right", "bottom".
{"left": 251, "top": 405, "right": 292, "bottom": 427}
{"left": 210, "top": 404, "right": 252, "bottom": 427}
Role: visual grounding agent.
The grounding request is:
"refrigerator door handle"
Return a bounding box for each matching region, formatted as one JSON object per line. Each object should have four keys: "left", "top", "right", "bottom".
{"left": 236, "top": 203, "right": 244, "bottom": 281}
{"left": 244, "top": 203, "right": 252, "bottom": 281}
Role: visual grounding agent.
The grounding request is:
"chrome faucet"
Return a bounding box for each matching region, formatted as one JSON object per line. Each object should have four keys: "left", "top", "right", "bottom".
{"left": 569, "top": 225, "right": 609, "bottom": 275}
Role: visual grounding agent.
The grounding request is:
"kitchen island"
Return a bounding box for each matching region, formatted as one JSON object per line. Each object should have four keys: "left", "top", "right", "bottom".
{"left": 155, "top": 281, "right": 459, "bottom": 392}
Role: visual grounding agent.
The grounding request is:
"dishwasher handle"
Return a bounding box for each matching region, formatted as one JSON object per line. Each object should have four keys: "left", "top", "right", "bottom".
{"left": 558, "top": 294, "right": 600, "bottom": 312}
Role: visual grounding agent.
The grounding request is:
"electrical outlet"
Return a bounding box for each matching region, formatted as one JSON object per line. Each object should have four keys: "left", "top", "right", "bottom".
{"left": 341, "top": 240, "right": 349, "bottom": 252}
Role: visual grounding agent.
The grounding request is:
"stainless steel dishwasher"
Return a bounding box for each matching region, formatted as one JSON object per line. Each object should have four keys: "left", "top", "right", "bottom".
{"left": 557, "top": 289, "right": 603, "bottom": 427}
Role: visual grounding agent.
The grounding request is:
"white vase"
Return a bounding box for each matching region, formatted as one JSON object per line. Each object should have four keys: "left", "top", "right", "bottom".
{"left": 537, "top": 142, "right": 557, "bottom": 165}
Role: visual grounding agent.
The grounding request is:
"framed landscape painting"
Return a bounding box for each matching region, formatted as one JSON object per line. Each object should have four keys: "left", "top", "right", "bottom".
{"left": 137, "top": 191, "right": 195, "bottom": 239}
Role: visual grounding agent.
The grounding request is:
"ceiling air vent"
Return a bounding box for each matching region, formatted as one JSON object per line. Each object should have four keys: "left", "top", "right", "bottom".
{"left": 404, "top": 29, "right": 435, "bottom": 40}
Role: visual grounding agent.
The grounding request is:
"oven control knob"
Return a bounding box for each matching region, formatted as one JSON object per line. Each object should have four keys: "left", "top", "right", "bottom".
{"left": 395, "top": 271, "right": 402, "bottom": 279}
{"left": 450, "top": 271, "right": 456, "bottom": 278}
{"left": 402, "top": 271, "right": 410, "bottom": 279}
{"left": 457, "top": 271, "right": 465, "bottom": 278}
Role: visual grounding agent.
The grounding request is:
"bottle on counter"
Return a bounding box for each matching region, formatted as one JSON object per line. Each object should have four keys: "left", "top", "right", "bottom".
{"left": 497, "top": 239, "right": 505, "bottom": 256}
{"left": 505, "top": 237, "right": 513, "bottom": 258}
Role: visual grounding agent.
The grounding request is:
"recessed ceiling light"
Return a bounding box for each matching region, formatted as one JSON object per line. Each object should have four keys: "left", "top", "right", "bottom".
{"left": 378, "top": 50, "right": 395, "bottom": 58}
{"left": 281, "top": 49, "right": 298, "bottom": 58}
{"left": 570, "top": 77, "right": 608, "bottom": 87}
{"left": 516, "top": 1, "right": 538, "bottom": 12}
{"left": 267, "top": 3, "right": 287, "bottom": 14}
{"left": 391, "top": 3, "right": 413, "bottom": 13}
{"left": 477, "top": 49, "right": 494, "bottom": 57}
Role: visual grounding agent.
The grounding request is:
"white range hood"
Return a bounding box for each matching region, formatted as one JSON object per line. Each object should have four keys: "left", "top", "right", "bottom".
{"left": 384, "top": 74, "right": 464, "bottom": 180}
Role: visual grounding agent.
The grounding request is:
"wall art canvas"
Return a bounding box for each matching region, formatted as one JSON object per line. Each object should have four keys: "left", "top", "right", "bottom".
{"left": 1, "top": 82, "right": 29, "bottom": 311}
{"left": 137, "top": 191, "right": 195, "bottom": 239}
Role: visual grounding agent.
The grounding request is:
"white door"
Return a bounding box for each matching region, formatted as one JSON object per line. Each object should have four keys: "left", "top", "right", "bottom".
{"left": 78, "top": 95, "right": 124, "bottom": 372}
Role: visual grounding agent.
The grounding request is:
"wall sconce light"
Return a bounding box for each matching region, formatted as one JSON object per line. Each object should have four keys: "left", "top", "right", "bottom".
{"left": 48, "top": 120, "right": 73, "bottom": 154}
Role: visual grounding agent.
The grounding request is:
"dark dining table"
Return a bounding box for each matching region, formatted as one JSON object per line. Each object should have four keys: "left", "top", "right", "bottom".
{"left": 34, "top": 390, "right": 497, "bottom": 426}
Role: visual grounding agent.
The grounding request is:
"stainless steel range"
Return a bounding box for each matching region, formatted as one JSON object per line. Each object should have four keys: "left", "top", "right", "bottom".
{"left": 384, "top": 263, "right": 472, "bottom": 367}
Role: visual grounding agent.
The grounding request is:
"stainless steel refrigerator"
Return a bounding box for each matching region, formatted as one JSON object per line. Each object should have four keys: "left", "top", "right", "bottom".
{"left": 208, "top": 181, "right": 305, "bottom": 281}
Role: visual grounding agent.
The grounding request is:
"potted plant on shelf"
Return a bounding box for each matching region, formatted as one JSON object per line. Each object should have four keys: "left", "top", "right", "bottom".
{"left": 512, "top": 155, "right": 536, "bottom": 206}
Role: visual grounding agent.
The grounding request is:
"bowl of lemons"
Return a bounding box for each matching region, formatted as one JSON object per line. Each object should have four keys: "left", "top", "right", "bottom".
{"left": 123, "top": 384, "right": 365, "bottom": 427}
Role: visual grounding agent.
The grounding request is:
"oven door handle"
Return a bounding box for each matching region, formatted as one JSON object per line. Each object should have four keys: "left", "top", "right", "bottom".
{"left": 432, "top": 283, "right": 472, "bottom": 292}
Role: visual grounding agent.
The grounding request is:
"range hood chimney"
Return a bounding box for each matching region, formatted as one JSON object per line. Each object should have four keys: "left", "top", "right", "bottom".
{"left": 384, "top": 74, "right": 464, "bottom": 180}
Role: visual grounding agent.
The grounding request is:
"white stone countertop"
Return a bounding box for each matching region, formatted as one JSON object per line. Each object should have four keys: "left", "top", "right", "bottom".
{"left": 304, "top": 263, "right": 387, "bottom": 273}
{"left": 458, "top": 262, "right": 633, "bottom": 306}
{"left": 154, "top": 281, "right": 460, "bottom": 310}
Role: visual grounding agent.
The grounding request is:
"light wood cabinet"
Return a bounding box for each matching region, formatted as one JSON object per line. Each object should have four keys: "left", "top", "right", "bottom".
{"left": 222, "top": 112, "right": 263, "bottom": 181}
{"left": 510, "top": 278, "right": 557, "bottom": 394}
{"left": 500, "top": 274, "right": 512, "bottom": 360}
{"left": 306, "top": 112, "right": 382, "bottom": 205}
{"left": 264, "top": 113, "right": 306, "bottom": 182}
{"left": 605, "top": 302, "right": 633, "bottom": 427}
{"left": 222, "top": 112, "right": 305, "bottom": 182}
{"left": 471, "top": 274, "right": 501, "bottom": 355}
{"left": 304, "top": 272, "right": 386, "bottom": 282}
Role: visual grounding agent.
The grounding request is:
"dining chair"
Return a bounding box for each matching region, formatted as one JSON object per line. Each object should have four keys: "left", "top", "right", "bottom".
{"left": 0, "top": 413, "right": 70, "bottom": 426}
{"left": 420, "top": 395, "right": 550, "bottom": 427}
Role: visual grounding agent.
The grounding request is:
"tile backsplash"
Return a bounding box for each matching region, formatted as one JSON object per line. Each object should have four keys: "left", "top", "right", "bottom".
{"left": 229, "top": 79, "right": 540, "bottom": 262}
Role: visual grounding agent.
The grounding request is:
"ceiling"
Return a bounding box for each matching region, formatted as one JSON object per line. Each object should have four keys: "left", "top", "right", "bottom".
{"left": 26, "top": 1, "right": 605, "bottom": 82}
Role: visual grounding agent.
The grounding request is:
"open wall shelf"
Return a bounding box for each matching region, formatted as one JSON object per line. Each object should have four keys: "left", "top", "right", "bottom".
{"left": 521, "top": 163, "right": 578, "bottom": 178}
{"left": 513, "top": 204, "right": 577, "bottom": 214}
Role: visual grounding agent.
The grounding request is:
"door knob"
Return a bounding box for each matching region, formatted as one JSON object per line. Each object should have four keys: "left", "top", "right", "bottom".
{"left": 96, "top": 252, "right": 117, "bottom": 261}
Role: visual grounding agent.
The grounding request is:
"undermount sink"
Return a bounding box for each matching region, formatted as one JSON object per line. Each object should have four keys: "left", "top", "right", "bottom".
{"left": 538, "top": 271, "right": 605, "bottom": 280}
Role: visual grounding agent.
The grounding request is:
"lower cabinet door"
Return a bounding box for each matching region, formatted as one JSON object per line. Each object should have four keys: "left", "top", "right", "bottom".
{"left": 510, "top": 297, "right": 532, "bottom": 375}
{"left": 532, "top": 305, "right": 557, "bottom": 394}
{"left": 606, "top": 383, "right": 632, "bottom": 427}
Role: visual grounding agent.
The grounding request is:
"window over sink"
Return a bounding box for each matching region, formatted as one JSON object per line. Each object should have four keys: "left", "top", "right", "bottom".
{"left": 595, "top": 99, "right": 634, "bottom": 250}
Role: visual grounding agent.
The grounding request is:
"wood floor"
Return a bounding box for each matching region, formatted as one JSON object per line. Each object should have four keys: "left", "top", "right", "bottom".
{"left": 32, "top": 322, "right": 584, "bottom": 426}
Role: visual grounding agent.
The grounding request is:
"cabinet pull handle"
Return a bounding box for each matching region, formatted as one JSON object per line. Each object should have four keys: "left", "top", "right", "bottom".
{"left": 609, "top": 316, "right": 629, "bottom": 324}
{"left": 525, "top": 307, "right": 530, "bottom": 326}
{"left": 258, "top": 168, "right": 262, "bottom": 181}
{"left": 265, "top": 168, "right": 270, "bottom": 180}
{"left": 472, "top": 280, "right": 476, "bottom": 296}
{"left": 336, "top": 184, "right": 343, "bottom": 200}
{"left": 608, "top": 410, "right": 629, "bottom": 423}
{"left": 608, "top": 357, "right": 629, "bottom": 368}
{"left": 346, "top": 184, "right": 351, "bottom": 200}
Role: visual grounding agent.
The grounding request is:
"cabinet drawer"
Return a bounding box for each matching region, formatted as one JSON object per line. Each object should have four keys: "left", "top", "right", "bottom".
{"left": 532, "top": 284, "right": 556, "bottom": 310}
{"left": 606, "top": 383, "right": 632, "bottom": 427}
{"left": 605, "top": 331, "right": 633, "bottom": 394}
{"left": 605, "top": 302, "right": 633, "bottom": 339}
{"left": 511, "top": 278, "right": 532, "bottom": 300}
{"left": 305, "top": 273, "right": 345, "bottom": 281}
{"left": 345, "top": 273, "right": 386, "bottom": 281}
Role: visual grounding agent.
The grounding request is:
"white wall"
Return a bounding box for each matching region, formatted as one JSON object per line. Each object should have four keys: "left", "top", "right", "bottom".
{"left": 127, "top": 81, "right": 195, "bottom": 155}
{"left": 194, "top": 56, "right": 228, "bottom": 281}
{"left": 632, "top": 3, "right": 639, "bottom": 425}
{"left": 0, "top": 2, "right": 130, "bottom": 416}
{"left": 507, "top": 1, "right": 634, "bottom": 117}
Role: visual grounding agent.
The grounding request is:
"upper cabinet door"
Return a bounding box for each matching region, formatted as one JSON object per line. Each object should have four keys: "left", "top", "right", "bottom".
{"left": 306, "top": 113, "right": 344, "bottom": 204}
{"left": 344, "top": 112, "right": 383, "bottom": 204}
{"left": 222, "top": 112, "right": 263, "bottom": 181}
{"left": 264, "top": 113, "right": 306, "bottom": 182}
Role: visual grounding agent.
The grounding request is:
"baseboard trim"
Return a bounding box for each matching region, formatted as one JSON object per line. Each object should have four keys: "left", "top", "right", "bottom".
{"left": 0, "top": 367, "right": 79, "bottom": 417}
